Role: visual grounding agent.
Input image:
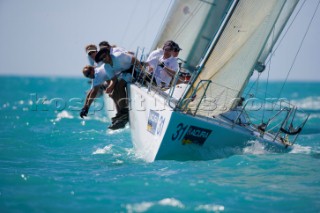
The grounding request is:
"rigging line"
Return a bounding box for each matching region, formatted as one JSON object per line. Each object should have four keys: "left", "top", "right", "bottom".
{"left": 265, "top": 0, "right": 307, "bottom": 65}
{"left": 278, "top": 0, "right": 320, "bottom": 99}
{"left": 120, "top": 0, "right": 140, "bottom": 45}
{"left": 245, "top": 73, "right": 260, "bottom": 100}
{"left": 140, "top": 0, "right": 153, "bottom": 45}
{"left": 262, "top": 28, "right": 275, "bottom": 123}
{"left": 150, "top": 0, "right": 174, "bottom": 47}
{"left": 173, "top": 2, "right": 203, "bottom": 39}
{"left": 127, "top": 0, "right": 173, "bottom": 50}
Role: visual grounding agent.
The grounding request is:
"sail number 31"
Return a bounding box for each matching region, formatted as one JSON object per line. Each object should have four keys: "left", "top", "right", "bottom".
{"left": 172, "top": 123, "right": 188, "bottom": 141}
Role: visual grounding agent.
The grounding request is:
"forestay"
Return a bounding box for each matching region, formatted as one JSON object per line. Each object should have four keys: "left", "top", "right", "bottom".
{"left": 180, "top": 0, "right": 299, "bottom": 117}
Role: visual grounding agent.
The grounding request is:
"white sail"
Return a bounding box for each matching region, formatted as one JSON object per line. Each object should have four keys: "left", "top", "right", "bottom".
{"left": 181, "top": 0, "right": 299, "bottom": 117}
{"left": 257, "top": 0, "right": 299, "bottom": 65}
{"left": 152, "top": 0, "right": 233, "bottom": 70}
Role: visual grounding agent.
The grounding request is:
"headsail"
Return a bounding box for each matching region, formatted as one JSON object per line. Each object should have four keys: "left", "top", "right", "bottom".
{"left": 152, "top": 0, "right": 233, "bottom": 71}
{"left": 179, "top": 0, "right": 299, "bottom": 117}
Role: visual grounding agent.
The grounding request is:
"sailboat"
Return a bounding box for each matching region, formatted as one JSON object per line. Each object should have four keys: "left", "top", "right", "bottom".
{"left": 109, "top": 0, "right": 310, "bottom": 162}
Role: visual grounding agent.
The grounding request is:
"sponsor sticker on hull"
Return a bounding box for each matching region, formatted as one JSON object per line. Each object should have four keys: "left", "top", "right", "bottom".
{"left": 172, "top": 123, "right": 212, "bottom": 146}
{"left": 182, "top": 125, "right": 212, "bottom": 145}
{"left": 147, "top": 110, "right": 159, "bottom": 135}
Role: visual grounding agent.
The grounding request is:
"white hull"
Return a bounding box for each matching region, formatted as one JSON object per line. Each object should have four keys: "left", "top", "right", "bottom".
{"left": 128, "top": 84, "right": 291, "bottom": 162}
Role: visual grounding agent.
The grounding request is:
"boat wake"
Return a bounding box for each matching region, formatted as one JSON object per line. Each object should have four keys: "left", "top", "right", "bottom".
{"left": 290, "top": 144, "right": 312, "bottom": 154}
{"left": 243, "top": 140, "right": 270, "bottom": 155}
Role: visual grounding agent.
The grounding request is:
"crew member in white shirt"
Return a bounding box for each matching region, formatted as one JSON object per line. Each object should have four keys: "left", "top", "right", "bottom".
{"left": 79, "top": 64, "right": 116, "bottom": 119}
{"left": 148, "top": 43, "right": 179, "bottom": 88}
{"left": 94, "top": 47, "right": 141, "bottom": 129}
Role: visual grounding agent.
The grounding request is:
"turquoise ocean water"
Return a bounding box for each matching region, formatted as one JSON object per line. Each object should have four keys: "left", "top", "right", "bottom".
{"left": 0, "top": 76, "right": 319, "bottom": 212}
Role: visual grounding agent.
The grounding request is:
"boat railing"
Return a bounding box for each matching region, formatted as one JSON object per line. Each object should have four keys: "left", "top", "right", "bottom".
{"left": 131, "top": 52, "right": 194, "bottom": 108}
{"left": 240, "top": 94, "right": 309, "bottom": 144}
{"left": 176, "top": 79, "right": 309, "bottom": 144}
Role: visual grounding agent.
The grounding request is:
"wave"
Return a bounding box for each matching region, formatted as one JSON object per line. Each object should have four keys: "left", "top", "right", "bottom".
{"left": 54, "top": 110, "right": 74, "bottom": 122}
{"left": 125, "top": 198, "right": 225, "bottom": 212}
{"left": 125, "top": 198, "right": 185, "bottom": 212}
{"left": 291, "top": 96, "right": 320, "bottom": 112}
{"left": 92, "top": 144, "right": 113, "bottom": 155}
{"left": 92, "top": 144, "right": 136, "bottom": 164}
{"left": 243, "top": 140, "right": 270, "bottom": 155}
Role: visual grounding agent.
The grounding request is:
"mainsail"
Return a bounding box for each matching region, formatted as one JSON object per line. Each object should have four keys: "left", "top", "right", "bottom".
{"left": 179, "top": 0, "right": 299, "bottom": 117}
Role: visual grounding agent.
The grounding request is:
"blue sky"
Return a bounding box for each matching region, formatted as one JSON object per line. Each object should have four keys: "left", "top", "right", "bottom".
{"left": 0, "top": 0, "right": 319, "bottom": 81}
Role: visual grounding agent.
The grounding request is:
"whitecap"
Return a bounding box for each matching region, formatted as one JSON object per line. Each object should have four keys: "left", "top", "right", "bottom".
{"left": 92, "top": 144, "right": 113, "bottom": 155}
{"left": 195, "top": 204, "right": 225, "bottom": 212}
{"left": 55, "top": 110, "right": 74, "bottom": 122}
{"left": 125, "top": 198, "right": 184, "bottom": 213}
{"left": 158, "top": 198, "right": 185, "bottom": 208}
{"left": 125, "top": 202, "right": 154, "bottom": 213}
{"left": 291, "top": 96, "right": 320, "bottom": 111}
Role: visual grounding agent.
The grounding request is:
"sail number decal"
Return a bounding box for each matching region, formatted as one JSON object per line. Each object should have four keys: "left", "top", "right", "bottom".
{"left": 172, "top": 123, "right": 188, "bottom": 141}
{"left": 172, "top": 123, "right": 212, "bottom": 146}
{"left": 147, "top": 110, "right": 165, "bottom": 136}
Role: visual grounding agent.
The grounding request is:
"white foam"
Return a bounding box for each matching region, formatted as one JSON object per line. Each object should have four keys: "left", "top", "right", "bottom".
{"left": 243, "top": 140, "right": 269, "bottom": 155}
{"left": 158, "top": 198, "right": 185, "bottom": 208}
{"left": 195, "top": 204, "right": 225, "bottom": 212}
{"left": 106, "top": 124, "right": 130, "bottom": 134}
{"left": 92, "top": 145, "right": 113, "bottom": 155}
{"left": 126, "top": 202, "right": 154, "bottom": 213}
{"left": 290, "top": 144, "right": 312, "bottom": 154}
{"left": 291, "top": 96, "right": 320, "bottom": 111}
{"left": 125, "top": 198, "right": 185, "bottom": 213}
{"left": 81, "top": 113, "right": 109, "bottom": 123}
{"left": 55, "top": 110, "right": 74, "bottom": 122}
